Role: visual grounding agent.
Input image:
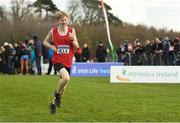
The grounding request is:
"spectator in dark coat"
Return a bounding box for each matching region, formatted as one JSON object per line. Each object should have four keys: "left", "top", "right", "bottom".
{"left": 162, "top": 37, "right": 170, "bottom": 65}
{"left": 4, "top": 42, "right": 15, "bottom": 74}
{"left": 82, "top": 43, "right": 90, "bottom": 62}
{"left": 0, "top": 47, "right": 5, "bottom": 73}
{"left": 144, "top": 40, "right": 152, "bottom": 65}
{"left": 152, "top": 38, "right": 163, "bottom": 65}
{"left": 96, "top": 42, "right": 107, "bottom": 62}
{"left": 33, "top": 36, "right": 43, "bottom": 75}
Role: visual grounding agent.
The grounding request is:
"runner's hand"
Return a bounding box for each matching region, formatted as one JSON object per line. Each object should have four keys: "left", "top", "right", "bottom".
{"left": 51, "top": 46, "right": 57, "bottom": 52}
{"left": 69, "top": 32, "right": 74, "bottom": 41}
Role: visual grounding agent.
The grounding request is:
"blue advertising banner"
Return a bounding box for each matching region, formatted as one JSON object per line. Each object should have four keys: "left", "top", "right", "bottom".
{"left": 71, "top": 62, "right": 124, "bottom": 77}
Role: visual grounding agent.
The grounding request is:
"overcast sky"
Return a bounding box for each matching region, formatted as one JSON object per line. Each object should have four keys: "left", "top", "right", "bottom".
{"left": 105, "top": 0, "right": 180, "bottom": 31}
{"left": 0, "top": 0, "right": 179, "bottom": 31}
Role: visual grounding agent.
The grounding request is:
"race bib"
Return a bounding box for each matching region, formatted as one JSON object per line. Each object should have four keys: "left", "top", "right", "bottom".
{"left": 57, "top": 45, "right": 70, "bottom": 54}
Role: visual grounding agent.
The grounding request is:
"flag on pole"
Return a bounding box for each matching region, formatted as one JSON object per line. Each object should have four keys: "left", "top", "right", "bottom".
{"left": 100, "top": 0, "right": 116, "bottom": 61}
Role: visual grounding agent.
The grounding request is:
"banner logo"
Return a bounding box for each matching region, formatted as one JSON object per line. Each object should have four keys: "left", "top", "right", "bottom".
{"left": 111, "top": 66, "right": 180, "bottom": 83}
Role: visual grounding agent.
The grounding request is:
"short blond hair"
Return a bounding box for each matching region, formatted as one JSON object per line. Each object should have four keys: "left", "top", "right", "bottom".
{"left": 55, "top": 11, "right": 69, "bottom": 20}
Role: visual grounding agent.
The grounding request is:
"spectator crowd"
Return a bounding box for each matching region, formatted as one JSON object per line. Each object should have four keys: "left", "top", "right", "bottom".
{"left": 0, "top": 36, "right": 179, "bottom": 75}
{"left": 116, "top": 37, "right": 180, "bottom": 66}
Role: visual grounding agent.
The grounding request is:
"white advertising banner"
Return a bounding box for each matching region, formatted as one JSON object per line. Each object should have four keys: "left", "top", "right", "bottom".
{"left": 110, "top": 66, "right": 180, "bottom": 83}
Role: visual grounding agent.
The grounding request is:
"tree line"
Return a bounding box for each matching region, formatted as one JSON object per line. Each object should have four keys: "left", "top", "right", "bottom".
{"left": 0, "top": 0, "right": 180, "bottom": 53}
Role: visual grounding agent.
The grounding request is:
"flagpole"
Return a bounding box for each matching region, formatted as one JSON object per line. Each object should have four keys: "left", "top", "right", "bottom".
{"left": 100, "top": 0, "right": 116, "bottom": 62}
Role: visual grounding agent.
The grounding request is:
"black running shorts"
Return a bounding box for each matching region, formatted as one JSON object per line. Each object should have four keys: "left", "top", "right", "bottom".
{"left": 54, "top": 63, "right": 71, "bottom": 75}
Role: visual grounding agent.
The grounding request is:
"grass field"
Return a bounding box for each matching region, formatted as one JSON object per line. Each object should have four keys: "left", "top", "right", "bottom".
{"left": 0, "top": 75, "right": 180, "bottom": 122}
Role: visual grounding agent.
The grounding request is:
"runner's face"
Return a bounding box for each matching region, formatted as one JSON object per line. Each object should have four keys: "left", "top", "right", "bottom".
{"left": 59, "top": 16, "right": 68, "bottom": 27}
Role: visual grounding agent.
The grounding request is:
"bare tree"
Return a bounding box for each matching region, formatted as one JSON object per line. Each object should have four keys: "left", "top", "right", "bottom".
{"left": 10, "top": 0, "right": 32, "bottom": 21}
{"left": 68, "top": 0, "right": 82, "bottom": 24}
{"left": 0, "top": 6, "right": 5, "bottom": 21}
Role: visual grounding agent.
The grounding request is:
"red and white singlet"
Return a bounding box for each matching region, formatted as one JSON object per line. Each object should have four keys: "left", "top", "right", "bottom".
{"left": 51, "top": 27, "right": 74, "bottom": 68}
